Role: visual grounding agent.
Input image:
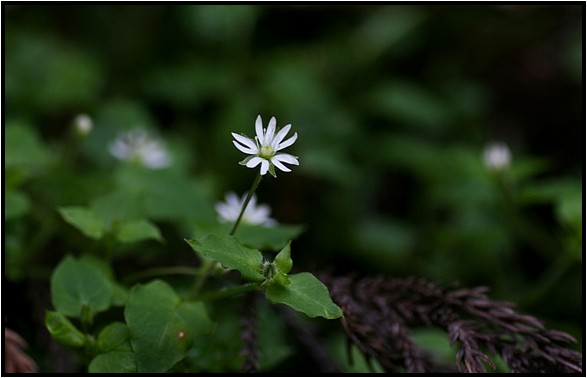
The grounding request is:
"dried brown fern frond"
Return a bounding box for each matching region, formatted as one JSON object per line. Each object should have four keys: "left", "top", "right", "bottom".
{"left": 322, "top": 274, "right": 582, "bottom": 374}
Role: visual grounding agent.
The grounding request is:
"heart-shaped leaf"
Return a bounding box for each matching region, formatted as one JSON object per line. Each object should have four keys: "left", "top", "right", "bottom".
{"left": 50, "top": 255, "right": 112, "bottom": 318}
{"left": 125, "top": 280, "right": 214, "bottom": 372}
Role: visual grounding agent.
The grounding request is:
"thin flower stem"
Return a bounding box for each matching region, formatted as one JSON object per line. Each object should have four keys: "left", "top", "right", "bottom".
{"left": 230, "top": 172, "right": 263, "bottom": 236}
{"left": 188, "top": 283, "right": 259, "bottom": 302}
{"left": 191, "top": 173, "right": 263, "bottom": 299}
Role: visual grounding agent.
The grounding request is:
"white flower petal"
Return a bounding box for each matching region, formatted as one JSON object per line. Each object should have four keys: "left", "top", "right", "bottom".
{"left": 109, "top": 140, "right": 130, "bottom": 159}
{"left": 245, "top": 156, "right": 265, "bottom": 169}
{"left": 265, "top": 117, "right": 277, "bottom": 144}
{"left": 215, "top": 191, "right": 276, "bottom": 226}
{"left": 259, "top": 159, "right": 270, "bottom": 175}
{"left": 232, "top": 140, "right": 257, "bottom": 154}
{"left": 247, "top": 193, "right": 258, "bottom": 209}
{"left": 271, "top": 159, "right": 291, "bottom": 172}
{"left": 255, "top": 115, "right": 265, "bottom": 145}
{"left": 273, "top": 153, "right": 299, "bottom": 166}
{"left": 227, "top": 192, "right": 241, "bottom": 206}
{"left": 232, "top": 133, "right": 257, "bottom": 149}
{"left": 276, "top": 132, "right": 297, "bottom": 151}
{"left": 271, "top": 124, "right": 291, "bottom": 148}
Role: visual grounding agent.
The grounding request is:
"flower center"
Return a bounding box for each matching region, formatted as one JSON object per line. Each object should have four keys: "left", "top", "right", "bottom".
{"left": 259, "top": 144, "right": 275, "bottom": 159}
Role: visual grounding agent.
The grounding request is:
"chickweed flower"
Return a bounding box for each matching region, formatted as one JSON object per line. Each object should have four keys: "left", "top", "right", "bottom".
{"left": 483, "top": 141, "right": 511, "bottom": 171}
{"left": 215, "top": 192, "right": 277, "bottom": 226}
{"left": 232, "top": 115, "right": 299, "bottom": 177}
{"left": 109, "top": 128, "right": 172, "bottom": 169}
{"left": 73, "top": 114, "right": 93, "bottom": 136}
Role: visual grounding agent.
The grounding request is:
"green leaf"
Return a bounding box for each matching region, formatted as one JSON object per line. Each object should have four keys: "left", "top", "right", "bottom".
{"left": 44, "top": 311, "right": 85, "bottom": 348}
{"left": 90, "top": 323, "right": 136, "bottom": 373}
{"left": 97, "top": 322, "right": 131, "bottom": 352}
{"left": 89, "top": 351, "right": 137, "bottom": 373}
{"left": 185, "top": 235, "right": 264, "bottom": 282}
{"left": 116, "top": 219, "right": 163, "bottom": 244}
{"left": 125, "top": 280, "right": 214, "bottom": 373}
{"left": 5, "top": 122, "right": 50, "bottom": 171}
{"left": 58, "top": 207, "right": 104, "bottom": 240}
{"left": 78, "top": 255, "right": 128, "bottom": 307}
{"left": 5, "top": 190, "right": 30, "bottom": 220}
{"left": 265, "top": 273, "right": 342, "bottom": 319}
{"left": 50, "top": 255, "right": 113, "bottom": 318}
{"left": 273, "top": 241, "right": 292, "bottom": 274}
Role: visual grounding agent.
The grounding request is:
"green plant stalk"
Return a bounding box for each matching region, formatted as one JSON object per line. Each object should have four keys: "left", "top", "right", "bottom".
{"left": 190, "top": 172, "right": 263, "bottom": 298}
{"left": 229, "top": 172, "right": 263, "bottom": 235}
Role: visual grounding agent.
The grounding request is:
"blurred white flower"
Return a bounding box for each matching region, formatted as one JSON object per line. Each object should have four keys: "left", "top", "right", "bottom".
{"left": 109, "top": 129, "right": 171, "bottom": 169}
{"left": 483, "top": 141, "right": 511, "bottom": 171}
{"left": 73, "top": 114, "right": 93, "bottom": 136}
{"left": 215, "top": 192, "right": 277, "bottom": 226}
{"left": 232, "top": 115, "right": 299, "bottom": 177}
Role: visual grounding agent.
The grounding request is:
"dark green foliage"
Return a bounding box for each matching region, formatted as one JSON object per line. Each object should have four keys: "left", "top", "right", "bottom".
{"left": 4, "top": 4, "right": 582, "bottom": 373}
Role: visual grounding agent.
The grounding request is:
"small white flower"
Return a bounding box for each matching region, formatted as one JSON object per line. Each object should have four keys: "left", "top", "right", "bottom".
{"left": 215, "top": 192, "right": 277, "bottom": 226}
{"left": 109, "top": 128, "right": 172, "bottom": 169}
{"left": 232, "top": 115, "right": 299, "bottom": 177}
{"left": 483, "top": 141, "right": 511, "bottom": 171}
{"left": 73, "top": 114, "right": 93, "bottom": 136}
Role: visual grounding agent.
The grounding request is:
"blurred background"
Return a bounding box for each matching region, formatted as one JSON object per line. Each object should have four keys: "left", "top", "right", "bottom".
{"left": 4, "top": 4, "right": 583, "bottom": 372}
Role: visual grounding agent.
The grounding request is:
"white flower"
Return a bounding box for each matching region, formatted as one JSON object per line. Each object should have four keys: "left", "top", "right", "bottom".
{"left": 483, "top": 141, "right": 511, "bottom": 171}
{"left": 109, "top": 128, "right": 172, "bottom": 169}
{"left": 73, "top": 114, "right": 93, "bottom": 136}
{"left": 215, "top": 192, "right": 277, "bottom": 226}
{"left": 232, "top": 115, "right": 299, "bottom": 177}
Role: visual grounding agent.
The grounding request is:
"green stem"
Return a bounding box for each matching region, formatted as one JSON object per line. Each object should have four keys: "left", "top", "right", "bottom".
{"left": 229, "top": 172, "right": 262, "bottom": 236}
{"left": 190, "top": 173, "right": 263, "bottom": 298}
{"left": 189, "top": 283, "right": 259, "bottom": 302}
{"left": 123, "top": 266, "right": 200, "bottom": 284}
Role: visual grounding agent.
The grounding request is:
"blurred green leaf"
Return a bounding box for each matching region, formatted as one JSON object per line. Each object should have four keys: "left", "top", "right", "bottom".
{"left": 5, "top": 121, "right": 50, "bottom": 171}
{"left": 115, "top": 166, "right": 215, "bottom": 222}
{"left": 59, "top": 207, "right": 105, "bottom": 240}
{"left": 44, "top": 311, "right": 85, "bottom": 348}
{"left": 116, "top": 219, "right": 163, "bottom": 244}
{"left": 125, "top": 280, "right": 214, "bottom": 373}
{"left": 185, "top": 235, "right": 264, "bottom": 282}
{"left": 369, "top": 81, "right": 453, "bottom": 131}
{"left": 50, "top": 255, "right": 113, "bottom": 318}
{"left": 352, "top": 217, "right": 415, "bottom": 271}
{"left": 236, "top": 224, "right": 304, "bottom": 251}
{"left": 180, "top": 5, "right": 257, "bottom": 43}
{"left": 90, "top": 191, "right": 145, "bottom": 227}
{"left": 265, "top": 272, "right": 342, "bottom": 319}
{"left": 353, "top": 6, "right": 424, "bottom": 59}
{"left": 5, "top": 190, "right": 30, "bottom": 220}
{"left": 89, "top": 351, "right": 137, "bottom": 373}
